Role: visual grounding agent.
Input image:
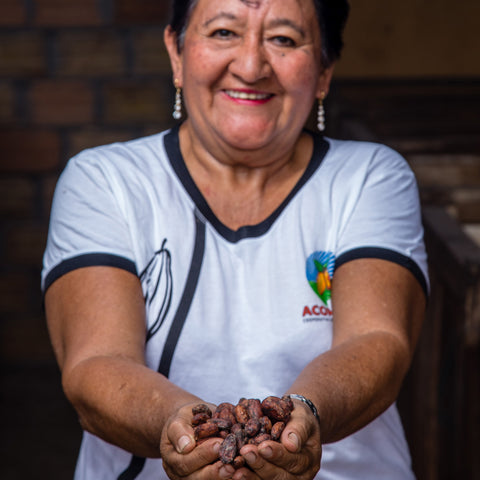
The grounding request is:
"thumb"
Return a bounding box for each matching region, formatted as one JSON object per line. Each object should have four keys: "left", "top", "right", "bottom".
{"left": 283, "top": 429, "right": 302, "bottom": 453}
{"left": 176, "top": 433, "right": 195, "bottom": 454}
{"left": 169, "top": 418, "right": 196, "bottom": 454}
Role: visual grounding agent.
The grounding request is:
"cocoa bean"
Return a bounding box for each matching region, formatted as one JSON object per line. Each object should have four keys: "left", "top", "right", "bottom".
{"left": 234, "top": 404, "right": 250, "bottom": 424}
{"left": 192, "top": 404, "right": 212, "bottom": 417}
{"left": 215, "top": 402, "right": 235, "bottom": 414}
{"left": 235, "top": 428, "right": 247, "bottom": 449}
{"left": 259, "top": 416, "right": 272, "bottom": 434}
{"left": 190, "top": 397, "right": 295, "bottom": 461}
{"left": 194, "top": 422, "right": 219, "bottom": 440}
{"left": 214, "top": 403, "right": 237, "bottom": 425}
{"left": 219, "top": 433, "right": 237, "bottom": 464}
{"left": 231, "top": 423, "right": 243, "bottom": 434}
{"left": 251, "top": 433, "right": 271, "bottom": 445}
{"left": 207, "top": 417, "right": 232, "bottom": 431}
{"left": 281, "top": 395, "right": 294, "bottom": 413}
{"left": 244, "top": 418, "right": 261, "bottom": 437}
{"left": 247, "top": 399, "right": 263, "bottom": 419}
{"left": 232, "top": 456, "right": 245, "bottom": 469}
{"left": 271, "top": 421, "right": 286, "bottom": 441}
{"left": 261, "top": 396, "right": 291, "bottom": 422}
{"left": 192, "top": 412, "right": 211, "bottom": 426}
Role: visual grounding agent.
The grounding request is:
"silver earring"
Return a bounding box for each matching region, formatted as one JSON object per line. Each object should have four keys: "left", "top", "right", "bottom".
{"left": 173, "top": 81, "right": 182, "bottom": 120}
{"left": 317, "top": 93, "right": 326, "bottom": 132}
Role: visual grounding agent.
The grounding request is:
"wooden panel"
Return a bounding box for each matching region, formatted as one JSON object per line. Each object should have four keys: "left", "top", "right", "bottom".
{"left": 399, "top": 206, "right": 480, "bottom": 479}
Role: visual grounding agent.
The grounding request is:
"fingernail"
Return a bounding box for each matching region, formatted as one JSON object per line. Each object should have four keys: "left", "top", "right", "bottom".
{"left": 288, "top": 432, "right": 300, "bottom": 451}
{"left": 259, "top": 445, "right": 273, "bottom": 458}
{"left": 213, "top": 440, "right": 222, "bottom": 454}
{"left": 244, "top": 451, "right": 256, "bottom": 464}
{"left": 177, "top": 435, "right": 192, "bottom": 453}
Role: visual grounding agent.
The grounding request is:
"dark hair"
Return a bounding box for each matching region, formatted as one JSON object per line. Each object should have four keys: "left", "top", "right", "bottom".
{"left": 169, "top": 0, "right": 350, "bottom": 67}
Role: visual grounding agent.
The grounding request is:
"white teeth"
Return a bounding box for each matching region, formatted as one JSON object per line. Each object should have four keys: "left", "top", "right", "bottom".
{"left": 225, "top": 90, "right": 271, "bottom": 100}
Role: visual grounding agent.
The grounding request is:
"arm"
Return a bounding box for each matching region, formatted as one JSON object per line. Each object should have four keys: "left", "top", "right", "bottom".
{"left": 287, "top": 257, "right": 425, "bottom": 442}
{"left": 44, "top": 266, "right": 212, "bottom": 460}
{"left": 237, "top": 258, "right": 426, "bottom": 479}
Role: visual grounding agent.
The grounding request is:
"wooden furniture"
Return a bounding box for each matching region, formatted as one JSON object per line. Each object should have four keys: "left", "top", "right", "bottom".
{"left": 399, "top": 206, "right": 480, "bottom": 480}
{"left": 325, "top": 79, "right": 480, "bottom": 479}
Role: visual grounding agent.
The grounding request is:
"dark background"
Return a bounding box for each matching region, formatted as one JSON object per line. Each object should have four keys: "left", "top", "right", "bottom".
{"left": 1, "top": 0, "right": 479, "bottom": 479}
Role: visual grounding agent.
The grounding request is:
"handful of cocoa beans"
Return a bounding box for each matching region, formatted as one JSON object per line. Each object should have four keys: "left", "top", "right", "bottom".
{"left": 191, "top": 395, "right": 294, "bottom": 467}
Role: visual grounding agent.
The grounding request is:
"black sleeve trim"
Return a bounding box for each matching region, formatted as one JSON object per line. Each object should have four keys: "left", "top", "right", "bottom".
{"left": 335, "top": 247, "right": 428, "bottom": 297}
{"left": 43, "top": 253, "right": 138, "bottom": 293}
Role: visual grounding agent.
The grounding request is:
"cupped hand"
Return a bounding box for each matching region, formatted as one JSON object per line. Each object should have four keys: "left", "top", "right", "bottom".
{"left": 233, "top": 400, "right": 322, "bottom": 480}
{"left": 160, "top": 402, "right": 230, "bottom": 480}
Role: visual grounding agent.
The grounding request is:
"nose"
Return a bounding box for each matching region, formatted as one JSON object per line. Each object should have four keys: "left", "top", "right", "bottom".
{"left": 229, "top": 35, "right": 271, "bottom": 83}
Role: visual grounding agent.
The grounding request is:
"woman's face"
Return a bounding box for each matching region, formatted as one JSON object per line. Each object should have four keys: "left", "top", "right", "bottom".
{"left": 165, "top": 0, "right": 333, "bottom": 155}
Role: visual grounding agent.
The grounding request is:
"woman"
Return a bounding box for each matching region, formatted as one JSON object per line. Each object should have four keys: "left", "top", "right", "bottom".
{"left": 42, "top": 0, "right": 428, "bottom": 479}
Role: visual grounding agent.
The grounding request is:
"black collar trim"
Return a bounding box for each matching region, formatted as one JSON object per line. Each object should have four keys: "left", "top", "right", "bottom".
{"left": 164, "top": 125, "right": 330, "bottom": 243}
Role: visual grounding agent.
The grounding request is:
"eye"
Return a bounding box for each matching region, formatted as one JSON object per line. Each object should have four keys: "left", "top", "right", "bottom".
{"left": 271, "top": 35, "right": 296, "bottom": 48}
{"left": 211, "top": 29, "right": 236, "bottom": 39}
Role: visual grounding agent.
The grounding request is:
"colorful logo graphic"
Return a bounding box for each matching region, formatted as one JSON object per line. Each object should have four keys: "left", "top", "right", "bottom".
{"left": 306, "top": 251, "right": 335, "bottom": 306}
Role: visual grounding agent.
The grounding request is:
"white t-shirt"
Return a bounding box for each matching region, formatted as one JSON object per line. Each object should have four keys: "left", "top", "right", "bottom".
{"left": 42, "top": 127, "right": 428, "bottom": 480}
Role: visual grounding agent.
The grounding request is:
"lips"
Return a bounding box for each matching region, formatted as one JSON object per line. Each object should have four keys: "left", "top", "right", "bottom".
{"left": 224, "top": 89, "right": 273, "bottom": 101}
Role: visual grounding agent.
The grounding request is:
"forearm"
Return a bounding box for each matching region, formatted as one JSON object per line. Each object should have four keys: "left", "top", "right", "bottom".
{"left": 62, "top": 355, "right": 201, "bottom": 458}
{"left": 286, "top": 330, "right": 411, "bottom": 444}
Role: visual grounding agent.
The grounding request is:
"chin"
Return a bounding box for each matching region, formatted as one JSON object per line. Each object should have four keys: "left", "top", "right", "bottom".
{"left": 216, "top": 119, "right": 281, "bottom": 150}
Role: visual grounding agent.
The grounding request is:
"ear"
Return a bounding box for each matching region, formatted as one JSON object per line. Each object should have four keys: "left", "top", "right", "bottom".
{"left": 164, "top": 25, "right": 184, "bottom": 87}
{"left": 315, "top": 64, "right": 335, "bottom": 99}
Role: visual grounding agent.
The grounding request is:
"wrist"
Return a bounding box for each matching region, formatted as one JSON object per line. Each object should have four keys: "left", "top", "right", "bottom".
{"left": 288, "top": 394, "right": 321, "bottom": 426}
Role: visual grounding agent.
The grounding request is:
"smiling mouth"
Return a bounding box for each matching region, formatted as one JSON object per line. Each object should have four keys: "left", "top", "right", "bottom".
{"left": 224, "top": 90, "right": 273, "bottom": 101}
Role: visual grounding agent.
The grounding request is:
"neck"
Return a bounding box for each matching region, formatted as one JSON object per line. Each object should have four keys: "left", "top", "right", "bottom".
{"left": 177, "top": 121, "right": 313, "bottom": 229}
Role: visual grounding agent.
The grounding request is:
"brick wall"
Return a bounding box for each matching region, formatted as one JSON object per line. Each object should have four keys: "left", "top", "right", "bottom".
{"left": 1, "top": 1, "right": 479, "bottom": 367}
{"left": 0, "top": 0, "right": 174, "bottom": 363}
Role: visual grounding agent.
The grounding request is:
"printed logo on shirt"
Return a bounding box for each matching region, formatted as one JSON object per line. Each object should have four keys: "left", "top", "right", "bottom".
{"left": 303, "top": 251, "right": 335, "bottom": 322}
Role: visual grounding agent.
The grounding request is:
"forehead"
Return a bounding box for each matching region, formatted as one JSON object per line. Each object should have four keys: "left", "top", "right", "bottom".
{"left": 190, "top": 0, "right": 318, "bottom": 26}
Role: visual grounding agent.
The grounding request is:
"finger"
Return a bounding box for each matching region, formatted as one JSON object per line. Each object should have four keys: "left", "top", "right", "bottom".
{"left": 241, "top": 442, "right": 310, "bottom": 479}
{"left": 164, "top": 438, "right": 224, "bottom": 478}
{"left": 281, "top": 401, "right": 320, "bottom": 454}
{"left": 168, "top": 417, "right": 196, "bottom": 454}
{"left": 241, "top": 445, "right": 276, "bottom": 478}
{"left": 258, "top": 440, "right": 314, "bottom": 476}
{"left": 164, "top": 457, "right": 228, "bottom": 480}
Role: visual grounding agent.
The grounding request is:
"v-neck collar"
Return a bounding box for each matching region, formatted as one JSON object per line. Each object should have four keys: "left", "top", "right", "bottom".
{"left": 164, "top": 125, "right": 330, "bottom": 243}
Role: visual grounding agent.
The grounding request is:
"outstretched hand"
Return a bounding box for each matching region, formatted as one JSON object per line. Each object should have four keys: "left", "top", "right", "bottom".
{"left": 160, "top": 402, "right": 228, "bottom": 480}
{"left": 160, "top": 399, "right": 321, "bottom": 480}
{"left": 231, "top": 399, "right": 322, "bottom": 480}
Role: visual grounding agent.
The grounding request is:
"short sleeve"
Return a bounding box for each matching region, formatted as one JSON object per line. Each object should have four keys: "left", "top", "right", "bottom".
{"left": 333, "top": 142, "right": 429, "bottom": 294}
{"left": 41, "top": 149, "right": 137, "bottom": 292}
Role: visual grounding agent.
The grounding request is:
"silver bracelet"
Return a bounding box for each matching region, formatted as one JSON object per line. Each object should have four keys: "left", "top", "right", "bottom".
{"left": 289, "top": 394, "right": 320, "bottom": 424}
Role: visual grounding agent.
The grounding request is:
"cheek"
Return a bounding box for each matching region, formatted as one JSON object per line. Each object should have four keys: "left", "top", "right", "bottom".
{"left": 183, "top": 43, "right": 225, "bottom": 84}
{"left": 277, "top": 55, "right": 321, "bottom": 95}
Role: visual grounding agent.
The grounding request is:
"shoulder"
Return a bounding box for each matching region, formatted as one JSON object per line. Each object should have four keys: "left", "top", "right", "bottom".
{"left": 325, "top": 137, "right": 408, "bottom": 166}
{"left": 320, "top": 137, "right": 415, "bottom": 185}
{"left": 52, "top": 129, "right": 175, "bottom": 211}
{"left": 70, "top": 129, "right": 169, "bottom": 170}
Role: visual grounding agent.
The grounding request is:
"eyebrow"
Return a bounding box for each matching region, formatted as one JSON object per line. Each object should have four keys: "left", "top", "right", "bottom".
{"left": 203, "top": 12, "right": 238, "bottom": 28}
{"left": 202, "top": 12, "right": 306, "bottom": 39}
{"left": 267, "top": 18, "right": 306, "bottom": 38}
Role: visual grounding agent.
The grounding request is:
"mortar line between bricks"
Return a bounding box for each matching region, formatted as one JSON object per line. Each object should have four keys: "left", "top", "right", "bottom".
{"left": 92, "top": 79, "right": 104, "bottom": 124}
{"left": 15, "top": 80, "right": 30, "bottom": 127}
{"left": 58, "top": 127, "right": 70, "bottom": 168}
{"left": 97, "top": 0, "right": 114, "bottom": 24}
{"left": 45, "top": 30, "right": 58, "bottom": 77}
{"left": 24, "top": 0, "right": 35, "bottom": 24}
{"left": 123, "top": 29, "right": 135, "bottom": 78}
{"left": 33, "top": 175, "right": 45, "bottom": 222}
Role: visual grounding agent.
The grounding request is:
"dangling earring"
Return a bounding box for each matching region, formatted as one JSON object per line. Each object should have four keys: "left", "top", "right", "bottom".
{"left": 317, "top": 92, "right": 326, "bottom": 132}
{"left": 173, "top": 79, "right": 182, "bottom": 120}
